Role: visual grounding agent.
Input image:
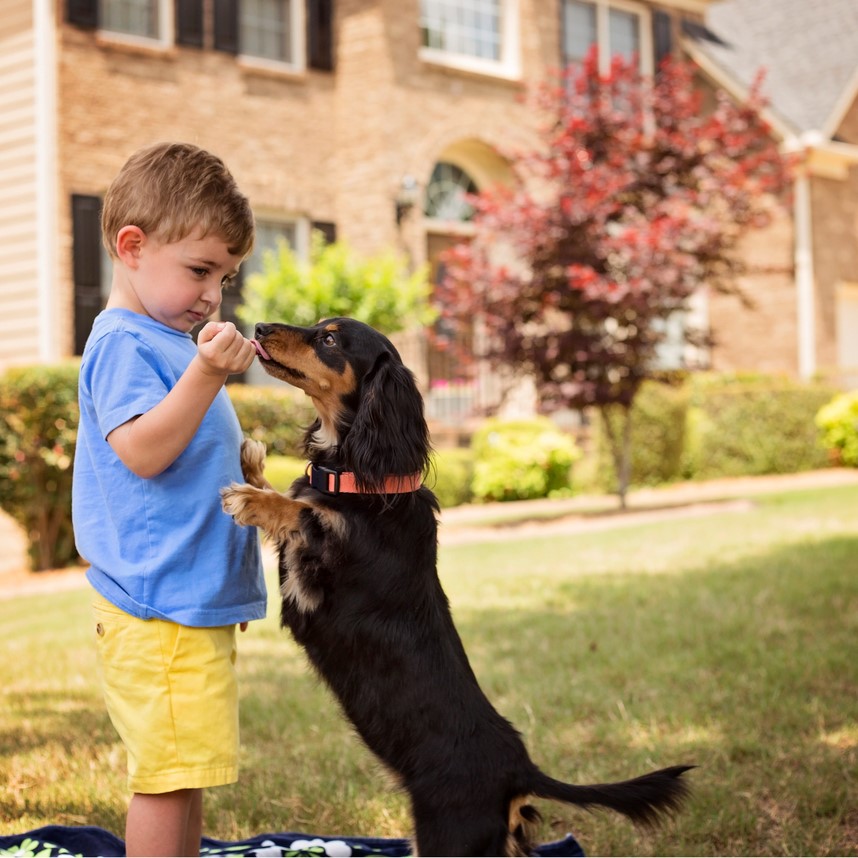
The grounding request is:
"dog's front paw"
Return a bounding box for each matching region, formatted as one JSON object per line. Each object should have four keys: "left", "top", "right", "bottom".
{"left": 240, "top": 438, "right": 268, "bottom": 488}
{"left": 221, "top": 483, "right": 265, "bottom": 527}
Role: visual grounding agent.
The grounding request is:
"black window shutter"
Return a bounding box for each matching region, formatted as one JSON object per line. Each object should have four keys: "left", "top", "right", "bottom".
{"left": 219, "top": 270, "right": 247, "bottom": 382}
{"left": 214, "top": 0, "right": 240, "bottom": 54}
{"left": 652, "top": 10, "right": 672, "bottom": 70}
{"left": 176, "top": 0, "right": 204, "bottom": 47}
{"left": 311, "top": 221, "right": 337, "bottom": 244}
{"left": 67, "top": 0, "right": 98, "bottom": 28}
{"left": 71, "top": 195, "right": 104, "bottom": 355}
{"left": 307, "top": 0, "right": 334, "bottom": 71}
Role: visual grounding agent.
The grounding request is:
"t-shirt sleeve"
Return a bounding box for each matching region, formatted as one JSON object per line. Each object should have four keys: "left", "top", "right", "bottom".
{"left": 82, "top": 330, "right": 174, "bottom": 440}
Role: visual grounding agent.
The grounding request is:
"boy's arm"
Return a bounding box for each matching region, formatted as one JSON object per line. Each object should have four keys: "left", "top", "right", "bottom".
{"left": 107, "top": 322, "right": 255, "bottom": 478}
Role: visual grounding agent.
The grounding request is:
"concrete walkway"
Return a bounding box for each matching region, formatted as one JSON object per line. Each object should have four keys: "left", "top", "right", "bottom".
{"left": 2, "top": 467, "right": 857, "bottom": 600}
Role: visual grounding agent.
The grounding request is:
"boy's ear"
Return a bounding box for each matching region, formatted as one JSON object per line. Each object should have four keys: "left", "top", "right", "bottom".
{"left": 115, "top": 225, "right": 146, "bottom": 266}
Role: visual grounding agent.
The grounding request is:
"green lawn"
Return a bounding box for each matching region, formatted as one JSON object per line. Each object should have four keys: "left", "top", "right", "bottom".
{"left": 2, "top": 484, "right": 857, "bottom": 855}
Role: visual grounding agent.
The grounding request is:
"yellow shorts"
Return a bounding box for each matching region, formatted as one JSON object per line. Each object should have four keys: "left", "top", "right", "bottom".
{"left": 92, "top": 594, "right": 239, "bottom": 793}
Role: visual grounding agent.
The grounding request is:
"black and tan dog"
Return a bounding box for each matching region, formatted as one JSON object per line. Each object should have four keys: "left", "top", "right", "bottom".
{"left": 222, "top": 318, "right": 692, "bottom": 857}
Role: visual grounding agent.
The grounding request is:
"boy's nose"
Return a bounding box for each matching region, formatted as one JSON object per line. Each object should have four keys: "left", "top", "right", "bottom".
{"left": 203, "top": 281, "right": 222, "bottom": 306}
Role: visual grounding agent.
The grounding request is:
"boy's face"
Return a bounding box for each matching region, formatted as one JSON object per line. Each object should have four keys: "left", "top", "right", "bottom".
{"left": 119, "top": 229, "right": 243, "bottom": 333}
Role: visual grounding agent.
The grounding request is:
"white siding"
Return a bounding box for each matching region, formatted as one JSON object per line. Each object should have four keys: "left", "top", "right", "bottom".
{"left": 0, "top": 0, "right": 42, "bottom": 370}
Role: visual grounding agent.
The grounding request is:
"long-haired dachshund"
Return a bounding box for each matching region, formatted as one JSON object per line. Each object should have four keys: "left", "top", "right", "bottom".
{"left": 221, "top": 318, "right": 692, "bottom": 857}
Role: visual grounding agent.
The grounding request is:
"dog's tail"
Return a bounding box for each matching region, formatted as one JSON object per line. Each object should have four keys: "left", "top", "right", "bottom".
{"left": 529, "top": 765, "right": 695, "bottom": 827}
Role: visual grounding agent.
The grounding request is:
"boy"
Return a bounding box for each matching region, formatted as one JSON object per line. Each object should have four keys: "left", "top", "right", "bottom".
{"left": 72, "top": 142, "right": 267, "bottom": 857}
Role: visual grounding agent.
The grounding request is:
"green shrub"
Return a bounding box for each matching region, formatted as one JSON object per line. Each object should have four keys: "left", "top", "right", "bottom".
{"left": 229, "top": 384, "right": 315, "bottom": 457}
{"left": 815, "top": 390, "right": 858, "bottom": 466}
{"left": 429, "top": 447, "right": 475, "bottom": 508}
{"left": 0, "top": 364, "right": 80, "bottom": 571}
{"left": 238, "top": 230, "right": 434, "bottom": 335}
{"left": 470, "top": 418, "right": 579, "bottom": 503}
{"left": 592, "top": 380, "right": 689, "bottom": 491}
{"left": 684, "top": 374, "right": 837, "bottom": 479}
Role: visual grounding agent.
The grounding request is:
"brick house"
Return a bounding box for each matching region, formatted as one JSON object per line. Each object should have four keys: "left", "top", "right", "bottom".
{"left": 1, "top": 0, "right": 856, "bottom": 420}
{"left": 686, "top": 0, "right": 858, "bottom": 389}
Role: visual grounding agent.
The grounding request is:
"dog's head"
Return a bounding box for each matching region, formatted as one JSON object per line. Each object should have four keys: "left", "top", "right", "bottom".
{"left": 253, "top": 318, "right": 431, "bottom": 491}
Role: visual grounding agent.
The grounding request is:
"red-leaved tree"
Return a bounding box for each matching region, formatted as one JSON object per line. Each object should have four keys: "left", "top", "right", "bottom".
{"left": 437, "top": 52, "right": 793, "bottom": 506}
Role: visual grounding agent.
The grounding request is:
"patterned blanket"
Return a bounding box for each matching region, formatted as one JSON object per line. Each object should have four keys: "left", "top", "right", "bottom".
{"left": 0, "top": 825, "right": 585, "bottom": 857}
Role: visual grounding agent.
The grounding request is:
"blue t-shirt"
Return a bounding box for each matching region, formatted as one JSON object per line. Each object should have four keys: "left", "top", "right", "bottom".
{"left": 72, "top": 309, "right": 267, "bottom": 626}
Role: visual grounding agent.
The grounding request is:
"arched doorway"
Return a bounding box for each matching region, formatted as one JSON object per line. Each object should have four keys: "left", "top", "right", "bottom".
{"left": 423, "top": 141, "right": 514, "bottom": 424}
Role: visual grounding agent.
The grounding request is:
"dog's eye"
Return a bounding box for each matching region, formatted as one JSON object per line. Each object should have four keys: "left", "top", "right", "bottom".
{"left": 322, "top": 333, "right": 337, "bottom": 347}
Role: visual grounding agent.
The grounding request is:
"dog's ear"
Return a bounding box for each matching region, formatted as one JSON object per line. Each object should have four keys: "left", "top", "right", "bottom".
{"left": 341, "top": 351, "right": 431, "bottom": 492}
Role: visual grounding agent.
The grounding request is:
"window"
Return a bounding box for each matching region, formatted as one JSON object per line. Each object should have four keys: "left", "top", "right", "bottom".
{"left": 240, "top": 0, "right": 297, "bottom": 65}
{"left": 99, "top": 0, "right": 167, "bottom": 41}
{"left": 222, "top": 218, "right": 299, "bottom": 339}
{"left": 424, "top": 162, "right": 478, "bottom": 222}
{"left": 421, "top": 0, "right": 500, "bottom": 60}
{"left": 244, "top": 220, "right": 299, "bottom": 277}
{"left": 562, "top": 0, "right": 651, "bottom": 74}
{"left": 213, "top": 0, "right": 318, "bottom": 69}
{"left": 68, "top": 0, "right": 330, "bottom": 70}
{"left": 419, "top": 0, "right": 520, "bottom": 79}
{"left": 219, "top": 219, "right": 299, "bottom": 383}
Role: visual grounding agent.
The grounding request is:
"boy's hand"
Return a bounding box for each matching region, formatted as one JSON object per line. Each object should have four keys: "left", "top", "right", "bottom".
{"left": 196, "top": 321, "right": 256, "bottom": 376}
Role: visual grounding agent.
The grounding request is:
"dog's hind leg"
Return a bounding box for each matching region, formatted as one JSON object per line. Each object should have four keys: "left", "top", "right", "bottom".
{"left": 413, "top": 812, "right": 515, "bottom": 857}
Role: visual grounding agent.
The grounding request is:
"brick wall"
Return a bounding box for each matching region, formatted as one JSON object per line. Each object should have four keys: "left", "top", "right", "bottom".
{"left": 708, "top": 205, "right": 798, "bottom": 375}
{"left": 54, "top": 0, "right": 554, "bottom": 356}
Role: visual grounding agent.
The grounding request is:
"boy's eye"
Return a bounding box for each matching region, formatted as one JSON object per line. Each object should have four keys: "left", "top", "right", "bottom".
{"left": 191, "top": 267, "right": 209, "bottom": 278}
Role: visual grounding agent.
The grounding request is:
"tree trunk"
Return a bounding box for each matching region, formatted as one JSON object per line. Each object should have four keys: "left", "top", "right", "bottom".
{"left": 599, "top": 402, "right": 633, "bottom": 509}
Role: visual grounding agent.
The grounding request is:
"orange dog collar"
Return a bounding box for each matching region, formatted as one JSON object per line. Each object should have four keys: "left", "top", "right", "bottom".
{"left": 307, "top": 464, "right": 422, "bottom": 495}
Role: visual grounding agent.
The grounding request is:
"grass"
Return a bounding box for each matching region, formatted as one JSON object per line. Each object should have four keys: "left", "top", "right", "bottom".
{"left": 2, "top": 484, "right": 857, "bottom": 855}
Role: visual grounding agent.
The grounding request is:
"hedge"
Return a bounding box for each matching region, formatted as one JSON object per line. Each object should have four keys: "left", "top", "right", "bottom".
{"left": 0, "top": 364, "right": 847, "bottom": 571}
{"left": 683, "top": 373, "right": 837, "bottom": 479}
{"left": 228, "top": 383, "right": 315, "bottom": 457}
{"left": 592, "top": 380, "right": 690, "bottom": 491}
{"left": 0, "top": 364, "right": 80, "bottom": 570}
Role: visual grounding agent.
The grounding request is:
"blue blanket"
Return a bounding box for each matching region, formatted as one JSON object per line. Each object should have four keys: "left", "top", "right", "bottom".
{"left": 0, "top": 825, "right": 585, "bottom": 857}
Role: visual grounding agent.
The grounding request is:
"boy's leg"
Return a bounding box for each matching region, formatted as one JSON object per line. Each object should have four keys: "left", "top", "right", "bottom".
{"left": 187, "top": 788, "right": 203, "bottom": 856}
{"left": 125, "top": 788, "right": 202, "bottom": 857}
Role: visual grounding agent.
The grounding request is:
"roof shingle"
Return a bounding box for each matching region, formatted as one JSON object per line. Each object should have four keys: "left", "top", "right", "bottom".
{"left": 691, "top": 0, "right": 858, "bottom": 136}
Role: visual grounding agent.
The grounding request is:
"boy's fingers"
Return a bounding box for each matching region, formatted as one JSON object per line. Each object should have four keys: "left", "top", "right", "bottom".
{"left": 196, "top": 321, "right": 224, "bottom": 345}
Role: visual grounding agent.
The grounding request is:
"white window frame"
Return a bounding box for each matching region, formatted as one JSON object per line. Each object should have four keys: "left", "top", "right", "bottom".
{"left": 836, "top": 281, "right": 858, "bottom": 389}
{"left": 98, "top": 0, "right": 172, "bottom": 49}
{"left": 238, "top": 0, "right": 305, "bottom": 74}
{"left": 419, "top": 0, "right": 521, "bottom": 82}
{"left": 562, "top": 0, "right": 653, "bottom": 75}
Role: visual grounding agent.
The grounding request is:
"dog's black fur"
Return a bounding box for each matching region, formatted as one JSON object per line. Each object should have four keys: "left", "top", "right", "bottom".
{"left": 222, "top": 318, "right": 692, "bottom": 857}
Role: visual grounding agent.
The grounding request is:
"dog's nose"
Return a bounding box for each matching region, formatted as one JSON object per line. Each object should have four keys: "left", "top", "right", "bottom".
{"left": 255, "top": 323, "right": 274, "bottom": 339}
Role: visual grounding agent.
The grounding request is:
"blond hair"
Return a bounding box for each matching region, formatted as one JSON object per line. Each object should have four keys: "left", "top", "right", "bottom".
{"left": 101, "top": 142, "right": 254, "bottom": 259}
